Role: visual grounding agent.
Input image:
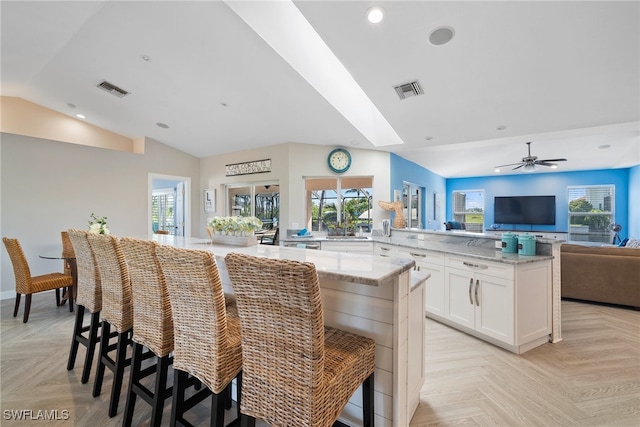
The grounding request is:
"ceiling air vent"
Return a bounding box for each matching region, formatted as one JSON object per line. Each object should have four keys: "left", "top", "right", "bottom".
{"left": 393, "top": 81, "right": 423, "bottom": 100}
{"left": 97, "top": 80, "right": 130, "bottom": 98}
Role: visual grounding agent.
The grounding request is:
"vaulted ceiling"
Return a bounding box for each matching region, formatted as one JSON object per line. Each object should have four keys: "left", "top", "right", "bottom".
{"left": 2, "top": 1, "right": 638, "bottom": 177}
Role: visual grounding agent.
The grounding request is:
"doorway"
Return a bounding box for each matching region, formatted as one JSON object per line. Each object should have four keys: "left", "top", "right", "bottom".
{"left": 149, "top": 173, "right": 191, "bottom": 237}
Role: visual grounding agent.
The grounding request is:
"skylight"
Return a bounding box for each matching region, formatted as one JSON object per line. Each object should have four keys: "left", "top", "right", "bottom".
{"left": 224, "top": 0, "right": 404, "bottom": 147}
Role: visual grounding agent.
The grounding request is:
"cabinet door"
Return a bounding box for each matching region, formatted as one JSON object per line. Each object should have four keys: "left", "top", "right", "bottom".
{"left": 475, "top": 273, "right": 514, "bottom": 344}
{"left": 421, "top": 262, "right": 445, "bottom": 316}
{"left": 445, "top": 268, "right": 475, "bottom": 329}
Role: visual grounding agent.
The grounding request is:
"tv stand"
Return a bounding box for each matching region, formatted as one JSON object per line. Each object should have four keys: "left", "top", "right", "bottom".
{"left": 485, "top": 229, "right": 568, "bottom": 242}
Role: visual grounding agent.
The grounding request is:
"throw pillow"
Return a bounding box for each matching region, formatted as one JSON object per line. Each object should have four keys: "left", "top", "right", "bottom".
{"left": 625, "top": 238, "right": 640, "bottom": 248}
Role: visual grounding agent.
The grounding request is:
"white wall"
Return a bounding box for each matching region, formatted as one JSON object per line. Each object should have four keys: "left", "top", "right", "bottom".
{"left": 0, "top": 133, "right": 200, "bottom": 297}
{"left": 199, "top": 142, "right": 391, "bottom": 235}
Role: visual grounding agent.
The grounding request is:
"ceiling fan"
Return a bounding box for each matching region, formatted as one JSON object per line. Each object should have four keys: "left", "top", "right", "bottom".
{"left": 495, "top": 142, "right": 567, "bottom": 171}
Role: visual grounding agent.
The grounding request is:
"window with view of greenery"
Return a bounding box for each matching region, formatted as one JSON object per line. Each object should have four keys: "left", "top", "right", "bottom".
{"left": 306, "top": 177, "right": 373, "bottom": 233}
{"left": 226, "top": 183, "right": 279, "bottom": 229}
{"left": 152, "top": 188, "right": 175, "bottom": 234}
{"left": 452, "top": 190, "right": 484, "bottom": 232}
{"left": 568, "top": 185, "right": 614, "bottom": 243}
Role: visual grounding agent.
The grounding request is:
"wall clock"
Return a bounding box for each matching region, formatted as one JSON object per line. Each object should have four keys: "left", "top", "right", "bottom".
{"left": 327, "top": 148, "right": 352, "bottom": 173}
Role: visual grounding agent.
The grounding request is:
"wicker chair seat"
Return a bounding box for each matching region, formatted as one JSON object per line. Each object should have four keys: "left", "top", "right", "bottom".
{"left": 28, "top": 272, "right": 73, "bottom": 293}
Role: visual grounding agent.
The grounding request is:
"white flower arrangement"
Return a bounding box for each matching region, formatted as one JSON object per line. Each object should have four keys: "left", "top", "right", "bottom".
{"left": 208, "top": 216, "right": 262, "bottom": 236}
{"left": 88, "top": 213, "right": 110, "bottom": 235}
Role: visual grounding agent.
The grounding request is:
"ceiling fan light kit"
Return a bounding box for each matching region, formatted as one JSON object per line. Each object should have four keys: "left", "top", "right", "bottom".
{"left": 494, "top": 142, "right": 567, "bottom": 172}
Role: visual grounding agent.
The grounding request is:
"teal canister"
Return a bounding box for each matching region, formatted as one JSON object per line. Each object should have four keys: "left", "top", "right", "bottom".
{"left": 501, "top": 232, "right": 518, "bottom": 254}
{"left": 518, "top": 233, "right": 537, "bottom": 256}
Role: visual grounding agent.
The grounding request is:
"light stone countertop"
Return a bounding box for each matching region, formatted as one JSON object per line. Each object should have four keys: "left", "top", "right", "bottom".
{"left": 374, "top": 235, "right": 554, "bottom": 265}
{"left": 280, "top": 232, "right": 554, "bottom": 265}
{"left": 150, "top": 235, "right": 415, "bottom": 287}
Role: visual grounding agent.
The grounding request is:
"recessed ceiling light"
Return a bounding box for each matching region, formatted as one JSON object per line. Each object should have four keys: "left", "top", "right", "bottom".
{"left": 496, "top": 125, "right": 507, "bottom": 131}
{"left": 220, "top": 102, "right": 228, "bottom": 107}
{"left": 550, "top": 165, "right": 558, "bottom": 169}
{"left": 425, "top": 136, "right": 433, "bottom": 141}
{"left": 156, "top": 122, "right": 169, "bottom": 129}
{"left": 429, "top": 26, "right": 455, "bottom": 46}
{"left": 494, "top": 168, "right": 501, "bottom": 173}
{"left": 67, "top": 103, "right": 76, "bottom": 109}
{"left": 140, "top": 54, "right": 151, "bottom": 62}
{"left": 76, "top": 114, "right": 85, "bottom": 119}
{"left": 598, "top": 144, "right": 611, "bottom": 150}
{"left": 366, "top": 6, "right": 385, "bottom": 24}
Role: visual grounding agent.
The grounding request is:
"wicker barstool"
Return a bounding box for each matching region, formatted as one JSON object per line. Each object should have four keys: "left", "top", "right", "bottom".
{"left": 156, "top": 245, "right": 242, "bottom": 427}
{"left": 120, "top": 238, "right": 173, "bottom": 427}
{"left": 224, "top": 253, "right": 376, "bottom": 427}
{"left": 2, "top": 237, "right": 72, "bottom": 323}
{"left": 87, "top": 233, "right": 133, "bottom": 418}
{"left": 66, "top": 229, "right": 104, "bottom": 384}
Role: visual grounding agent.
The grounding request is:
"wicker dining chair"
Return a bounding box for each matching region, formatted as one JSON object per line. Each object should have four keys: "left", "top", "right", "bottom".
{"left": 86, "top": 233, "right": 133, "bottom": 418}
{"left": 60, "top": 231, "right": 75, "bottom": 311}
{"left": 66, "top": 229, "right": 105, "bottom": 384}
{"left": 224, "top": 253, "right": 376, "bottom": 427}
{"left": 2, "top": 237, "right": 73, "bottom": 323}
{"left": 156, "top": 245, "right": 243, "bottom": 427}
{"left": 120, "top": 238, "right": 174, "bottom": 427}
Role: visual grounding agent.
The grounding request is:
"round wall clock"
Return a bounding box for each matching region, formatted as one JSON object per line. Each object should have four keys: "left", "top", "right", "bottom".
{"left": 327, "top": 148, "right": 352, "bottom": 173}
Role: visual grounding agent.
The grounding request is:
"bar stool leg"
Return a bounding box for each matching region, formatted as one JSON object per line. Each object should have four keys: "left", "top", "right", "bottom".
{"left": 67, "top": 305, "right": 85, "bottom": 371}
{"left": 108, "top": 331, "right": 131, "bottom": 417}
{"left": 363, "top": 372, "right": 375, "bottom": 427}
{"left": 82, "top": 312, "right": 101, "bottom": 384}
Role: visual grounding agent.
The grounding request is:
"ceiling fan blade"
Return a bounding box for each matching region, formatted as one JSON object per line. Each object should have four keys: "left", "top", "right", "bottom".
{"left": 512, "top": 164, "right": 525, "bottom": 170}
{"left": 537, "top": 158, "right": 567, "bottom": 162}
{"left": 536, "top": 162, "right": 557, "bottom": 167}
{"left": 494, "top": 162, "right": 524, "bottom": 168}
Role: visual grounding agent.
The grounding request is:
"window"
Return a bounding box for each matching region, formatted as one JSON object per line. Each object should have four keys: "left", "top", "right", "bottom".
{"left": 152, "top": 188, "right": 175, "bottom": 234}
{"left": 568, "top": 185, "right": 614, "bottom": 244}
{"left": 226, "top": 182, "right": 279, "bottom": 229}
{"left": 452, "top": 190, "right": 484, "bottom": 232}
{"left": 402, "top": 182, "right": 422, "bottom": 229}
{"left": 306, "top": 177, "right": 373, "bottom": 233}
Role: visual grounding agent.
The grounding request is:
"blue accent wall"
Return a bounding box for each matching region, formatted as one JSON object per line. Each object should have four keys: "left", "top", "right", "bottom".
{"left": 446, "top": 169, "right": 630, "bottom": 235}
{"left": 390, "top": 153, "right": 446, "bottom": 229}
{"left": 628, "top": 165, "right": 640, "bottom": 238}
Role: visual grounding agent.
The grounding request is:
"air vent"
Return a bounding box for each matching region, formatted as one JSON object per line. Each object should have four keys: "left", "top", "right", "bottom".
{"left": 393, "top": 81, "right": 423, "bottom": 100}
{"left": 97, "top": 80, "right": 130, "bottom": 98}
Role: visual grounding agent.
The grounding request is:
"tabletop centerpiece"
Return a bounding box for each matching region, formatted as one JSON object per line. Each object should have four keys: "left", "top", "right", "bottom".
{"left": 207, "top": 216, "right": 262, "bottom": 246}
{"left": 88, "top": 213, "right": 110, "bottom": 234}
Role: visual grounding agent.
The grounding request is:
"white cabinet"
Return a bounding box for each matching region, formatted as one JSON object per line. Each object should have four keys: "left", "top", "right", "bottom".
{"left": 445, "top": 259, "right": 514, "bottom": 345}
{"left": 373, "top": 242, "right": 397, "bottom": 257}
{"left": 397, "top": 248, "right": 446, "bottom": 317}
{"left": 442, "top": 254, "right": 551, "bottom": 353}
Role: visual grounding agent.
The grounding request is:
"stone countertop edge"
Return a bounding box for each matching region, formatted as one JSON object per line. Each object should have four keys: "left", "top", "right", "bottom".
{"left": 150, "top": 235, "right": 415, "bottom": 287}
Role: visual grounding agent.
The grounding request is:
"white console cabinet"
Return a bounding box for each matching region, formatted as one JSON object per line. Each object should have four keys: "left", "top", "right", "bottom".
{"left": 445, "top": 256, "right": 514, "bottom": 345}
{"left": 442, "top": 254, "right": 551, "bottom": 353}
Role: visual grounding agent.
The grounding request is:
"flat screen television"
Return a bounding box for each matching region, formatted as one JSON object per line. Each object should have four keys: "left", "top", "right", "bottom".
{"left": 494, "top": 195, "right": 556, "bottom": 225}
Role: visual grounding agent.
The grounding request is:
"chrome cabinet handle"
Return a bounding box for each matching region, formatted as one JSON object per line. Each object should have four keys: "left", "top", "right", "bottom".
{"left": 410, "top": 252, "right": 426, "bottom": 258}
{"left": 380, "top": 247, "right": 391, "bottom": 252}
{"left": 379, "top": 254, "right": 390, "bottom": 257}
{"left": 468, "top": 277, "right": 474, "bottom": 305}
{"left": 463, "top": 261, "right": 488, "bottom": 270}
{"left": 475, "top": 279, "right": 480, "bottom": 306}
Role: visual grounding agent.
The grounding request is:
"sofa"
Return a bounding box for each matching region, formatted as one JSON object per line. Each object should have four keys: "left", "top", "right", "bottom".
{"left": 561, "top": 243, "right": 640, "bottom": 308}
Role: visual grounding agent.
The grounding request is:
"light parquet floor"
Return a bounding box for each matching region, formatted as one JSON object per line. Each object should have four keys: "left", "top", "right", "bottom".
{"left": 1, "top": 294, "right": 639, "bottom": 426}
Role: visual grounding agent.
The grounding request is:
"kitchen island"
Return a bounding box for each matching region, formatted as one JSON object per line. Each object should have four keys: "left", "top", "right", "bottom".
{"left": 151, "top": 235, "right": 427, "bottom": 427}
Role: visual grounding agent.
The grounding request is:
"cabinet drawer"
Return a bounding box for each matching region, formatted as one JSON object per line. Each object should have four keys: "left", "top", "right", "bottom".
{"left": 374, "top": 243, "right": 397, "bottom": 257}
{"left": 397, "top": 248, "right": 444, "bottom": 264}
{"left": 446, "top": 255, "right": 512, "bottom": 279}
